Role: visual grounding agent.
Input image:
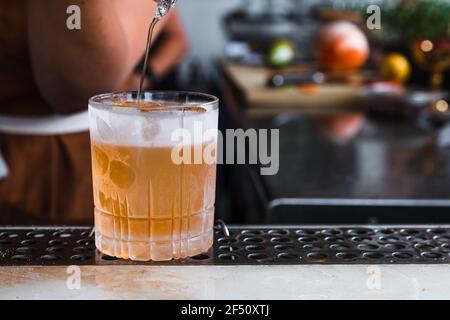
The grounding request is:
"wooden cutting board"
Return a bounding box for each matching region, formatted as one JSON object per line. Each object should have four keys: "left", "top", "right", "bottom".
{"left": 223, "top": 62, "right": 365, "bottom": 111}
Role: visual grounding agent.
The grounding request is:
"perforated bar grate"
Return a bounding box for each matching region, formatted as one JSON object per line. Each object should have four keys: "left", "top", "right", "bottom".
{"left": 1, "top": 225, "right": 450, "bottom": 265}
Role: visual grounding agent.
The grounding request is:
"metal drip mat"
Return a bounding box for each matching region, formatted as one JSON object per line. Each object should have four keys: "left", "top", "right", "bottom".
{"left": 1, "top": 225, "right": 450, "bottom": 266}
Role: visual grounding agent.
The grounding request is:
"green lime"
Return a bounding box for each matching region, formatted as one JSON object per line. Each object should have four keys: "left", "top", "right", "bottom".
{"left": 267, "top": 40, "right": 296, "bottom": 68}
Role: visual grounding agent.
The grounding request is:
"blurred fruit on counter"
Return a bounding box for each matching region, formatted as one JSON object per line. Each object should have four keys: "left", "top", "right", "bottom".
{"left": 379, "top": 53, "right": 411, "bottom": 84}
{"left": 315, "top": 21, "right": 369, "bottom": 71}
{"left": 266, "top": 39, "right": 297, "bottom": 69}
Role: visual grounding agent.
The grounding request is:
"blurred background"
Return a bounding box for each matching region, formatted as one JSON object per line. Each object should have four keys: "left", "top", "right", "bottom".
{"left": 2, "top": 0, "right": 450, "bottom": 226}
{"left": 173, "top": 0, "right": 450, "bottom": 225}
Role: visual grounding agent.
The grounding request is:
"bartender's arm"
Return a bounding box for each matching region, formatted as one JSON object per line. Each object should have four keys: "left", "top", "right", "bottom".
{"left": 27, "top": 0, "right": 178, "bottom": 114}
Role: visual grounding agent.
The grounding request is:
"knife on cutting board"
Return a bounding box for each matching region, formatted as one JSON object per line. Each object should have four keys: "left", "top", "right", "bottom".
{"left": 267, "top": 70, "right": 376, "bottom": 87}
{"left": 268, "top": 72, "right": 326, "bottom": 87}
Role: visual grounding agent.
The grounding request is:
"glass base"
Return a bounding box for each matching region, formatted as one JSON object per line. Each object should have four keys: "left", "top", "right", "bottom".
{"left": 94, "top": 207, "right": 215, "bottom": 261}
{"left": 95, "top": 228, "right": 213, "bottom": 261}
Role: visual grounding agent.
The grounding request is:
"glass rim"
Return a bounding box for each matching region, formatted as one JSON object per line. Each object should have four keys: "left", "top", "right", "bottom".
{"left": 89, "top": 91, "right": 219, "bottom": 111}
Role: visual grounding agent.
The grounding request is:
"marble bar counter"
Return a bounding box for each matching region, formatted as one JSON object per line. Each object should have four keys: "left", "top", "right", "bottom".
{"left": 2, "top": 264, "right": 450, "bottom": 300}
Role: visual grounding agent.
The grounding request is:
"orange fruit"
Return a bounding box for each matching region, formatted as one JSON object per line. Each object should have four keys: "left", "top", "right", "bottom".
{"left": 316, "top": 21, "right": 369, "bottom": 71}
{"left": 379, "top": 53, "right": 411, "bottom": 84}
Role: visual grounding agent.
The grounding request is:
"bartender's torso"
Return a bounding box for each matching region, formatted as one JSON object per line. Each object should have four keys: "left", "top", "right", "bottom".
{"left": 0, "top": 0, "right": 52, "bottom": 115}
{"left": 0, "top": 0, "right": 93, "bottom": 225}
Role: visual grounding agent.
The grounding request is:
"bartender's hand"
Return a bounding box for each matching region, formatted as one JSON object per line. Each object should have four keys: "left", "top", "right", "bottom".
{"left": 27, "top": 1, "right": 181, "bottom": 114}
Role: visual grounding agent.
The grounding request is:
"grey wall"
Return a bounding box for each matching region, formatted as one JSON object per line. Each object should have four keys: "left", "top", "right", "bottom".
{"left": 178, "top": 0, "right": 242, "bottom": 64}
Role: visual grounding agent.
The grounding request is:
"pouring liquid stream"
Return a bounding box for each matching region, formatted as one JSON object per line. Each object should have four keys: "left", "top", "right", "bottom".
{"left": 137, "top": 17, "right": 159, "bottom": 105}
{"left": 137, "top": 0, "right": 177, "bottom": 105}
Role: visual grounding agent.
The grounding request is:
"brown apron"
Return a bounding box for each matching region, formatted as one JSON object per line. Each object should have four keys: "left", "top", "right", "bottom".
{"left": 0, "top": 0, "right": 93, "bottom": 225}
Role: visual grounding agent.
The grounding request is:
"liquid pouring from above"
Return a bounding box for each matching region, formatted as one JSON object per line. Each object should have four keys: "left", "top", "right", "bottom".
{"left": 137, "top": 0, "right": 178, "bottom": 104}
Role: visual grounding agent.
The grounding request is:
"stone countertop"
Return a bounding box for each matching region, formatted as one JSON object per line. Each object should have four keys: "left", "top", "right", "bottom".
{"left": 1, "top": 264, "right": 450, "bottom": 300}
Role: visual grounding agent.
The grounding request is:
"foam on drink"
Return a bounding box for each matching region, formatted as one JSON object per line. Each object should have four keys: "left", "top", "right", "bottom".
{"left": 91, "top": 102, "right": 217, "bottom": 147}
